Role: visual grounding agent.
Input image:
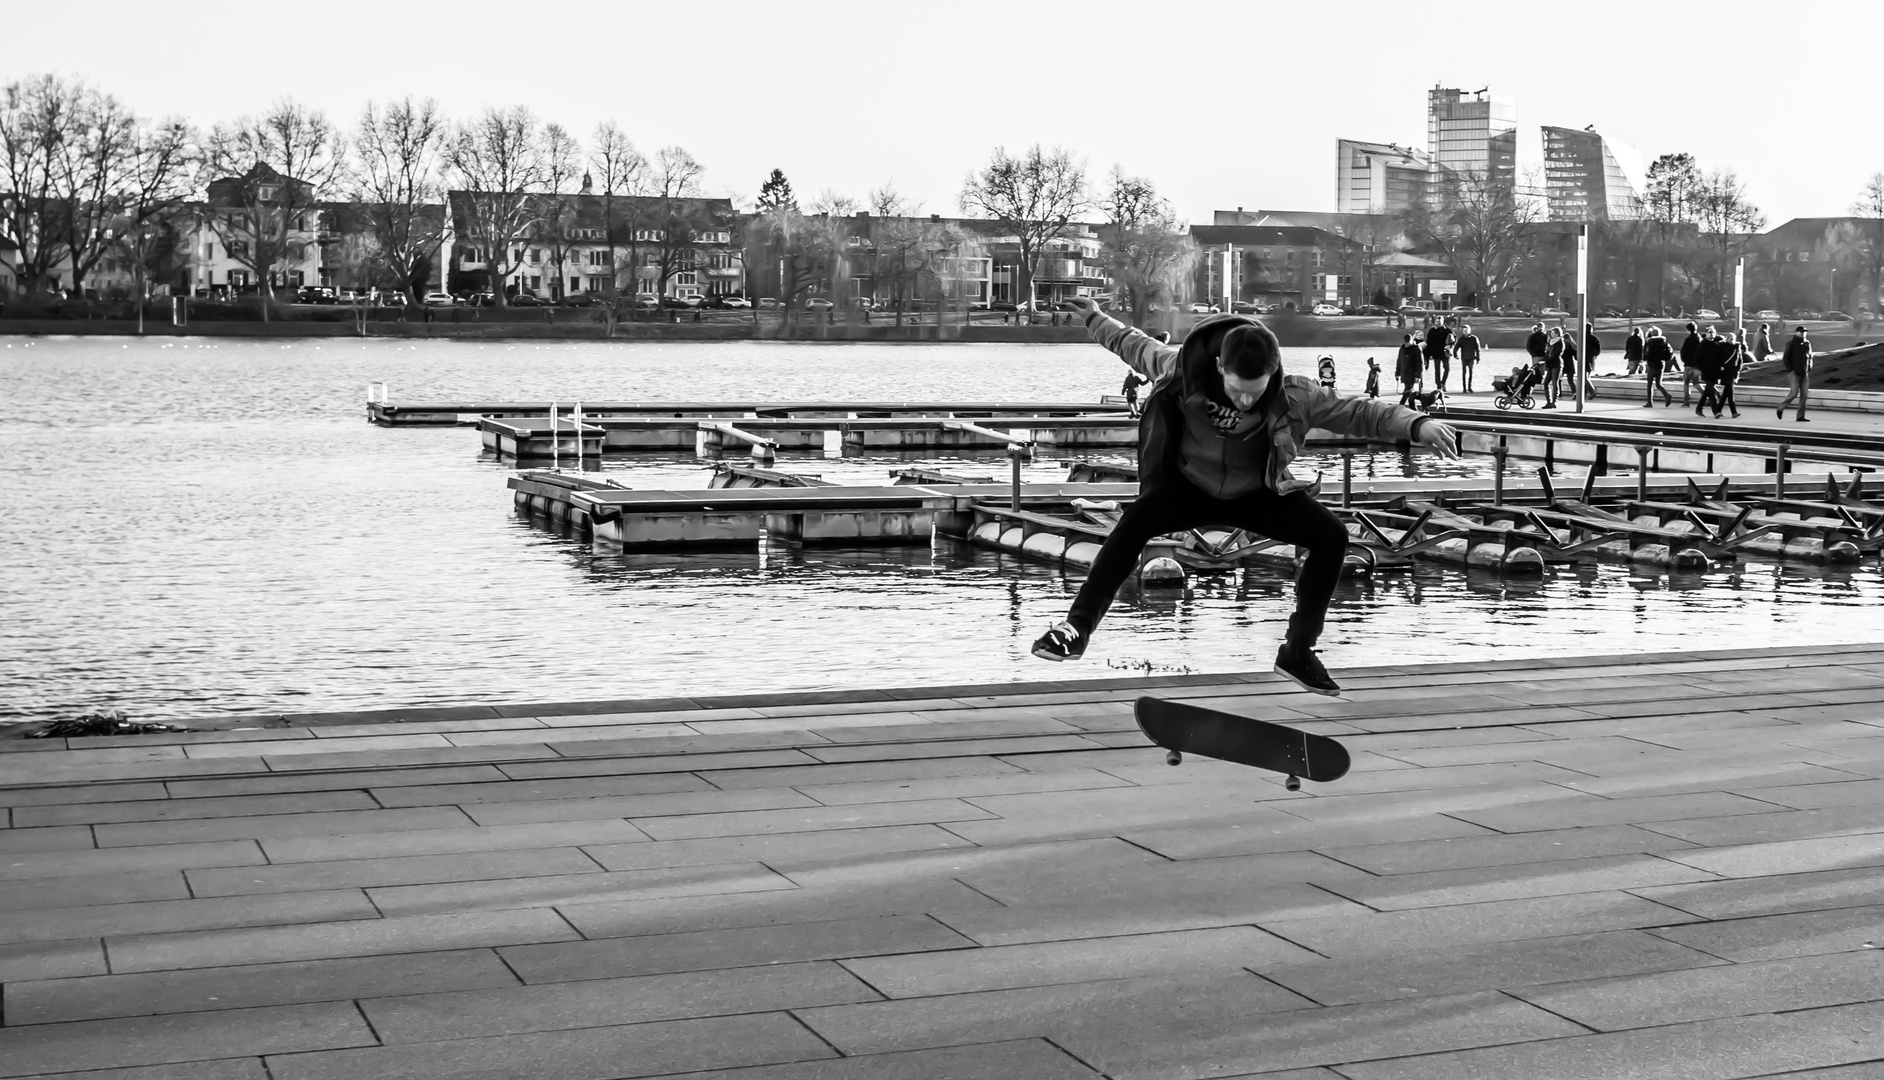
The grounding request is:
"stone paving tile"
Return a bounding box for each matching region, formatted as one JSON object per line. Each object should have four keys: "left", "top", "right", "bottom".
{"left": 0, "top": 938, "right": 106, "bottom": 980}
{"left": 186, "top": 847, "right": 604, "bottom": 897}
{"left": 166, "top": 764, "right": 509, "bottom": 798}
{"left": 1336, "top": 999, "right": 1884, "bottom": 1080}
{"left": 769, "top": 835, "right": 1164, "bottom": 891}
{"left": 1320, "top": 705, "right": 1609, "bottom": 733}
{"left": 259, "top": 818, "right": 652, "bottom": 863}
{"left": 1661, "top": 832, "right": 1884, "bottom": 878}
{"left": 1755, "top": 1066, "right": 1884, "bottom": 1079}
{"left": 6, "top": 949, "right": 519, "bottom": 1024}
{"left": 14, "top": 790, "right": 379, "bottom": 828}
{"left": 1444, "top": 791, "right": 1789, "bottom": 832}
{"left": 0, "top": 781, "right": 170, "bottom": 808}
{"left": 463, "top": 786, "right": 816, "bottom": 827}
{"left": 696, "top": 755, "right": 1030, "bottom": 791}
{"left": 108, "top": 908, "right": 579, "bottom": 973}
{"left": 934, "top": 784, "right": 1304, "bottom": 845}
{"left": 560, "top": 878, "right": 1001, "bottom": 940}
{"left": 0, "top": 887, "right": 376, "bottom": 945}
{"left": 1126, "top": 811, "right": 1495, "bottom": 860}
{"left": 0, "top": 825, "right": 93, "bottom": 853}
{"left": 1262, "top": 891, "right": 1700, "bottom": 958}
{"left": 185, "top": 733, "right": 454, "bottom": 759}
{"left": 1647, "top": 902, "right": 1884, "bottom": 962}
{"left": 0, "top": 869, "right": 189, "bottom": 911}
{"left": 0, "top": 839, "right": 262, "bottom": 880}
{"left": 362, "top": 960, "right": 876, "bottom": 1042}
{"left": 3, "top": 1061, "right": 266, "bottom": 1080}
{"left": 266, "top": 1013, "right": 834, "bottom": 1080}
{"left": 800, "top": 734, "right": 1107, "bottom": 763}
{"left": 532, "top": 707, "right": 770, "bottom": 727}
{"left": 369, "top": 861, "right": 792, "bottom": 916}
{"left": 1513, "top": 949, "right": 1884, "bottom": 1031}
{"left": 503, "top": 913, "right": 972, "bottom": 983}
{"left": 1369, "top": 734, "right": 1646, "bottom": 768}
{"left": 792, "top": 766, "right": 1132, "bottom": 805}
{"left": 1262, "top": 929, "right": 1722, "bottom": 1007}
{"left": 633, "top": 797, "right": 998, "bottom": 841}
{"left": 265, "top": 744, "right": 561, "bottom": 772}
{"left": 0, "top": 756, "right": 260, "bottom": 786}
{"left": 935, "top": 879, "right": 1363, "bottom": 947}
{"left": 794, "top": 972, "right": 1310, "bottom": 1055}
{"left": 583, "top": 822, "right": 974, "bottom": 873}
{"left": 1731, "top": 776, "right": 1884, "bottom": 810}
{"left": 1637, "top": 866, "right": 1884, "bottom": 920}
{"left": 1637, "top": 803, "right": 1884, "bottom": 847}
{"left": 0, "top": 1002, "right": 375, "bottom": 1079}
{"left": 543, "top": 731, "right": 826, "bottom": 759}
{"left": 499, "top": 748, "right": 817, "bottom": 780}
{"left": 370, "top": 771, "right": 709, "bottom": 809}
{"left": 1555, "top": 762, "right": 1861, "bottom": 799}
{"left": 842, "top": 924, "right": 1320, "bottom": 998}
{"left": 93, "top": 806, "right": 473, "bottom": 848}
{"left": 309, "top": 716, "right": 550, "bottom": 737}
{"left": 1321, "top": 824, "right": 1698, "bottom": 875}
{"left": 1058, "top": 989, "right": 1582, "bottom": 1080}
{"left": 1320, "top": 853, "right": 1718, "bottom": 911}
{"left": 446, "top": 723, "right": 697, "bottom": 746}
{"left": 639, "top": 1039, "right": 1104, "bottom": 1080}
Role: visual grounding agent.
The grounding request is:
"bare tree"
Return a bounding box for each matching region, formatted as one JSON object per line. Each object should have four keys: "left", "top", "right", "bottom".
{"left": 1694, "top": 168, "right": 1765, "bottom": 311}
{"left": 1097, "top": 167, "right": 1195, "bottom": 327}
{"left": 350, "top": 97, "right": 448, "bottom": 301}
{"left": 959, "top": 144, "right": 1090, "bottom": 307}
{"left": 1851, "top": 173, "right": 1884, "bottom": 315}
{"left": 1643, "top": 152, "right": 1702, "bottom": 311}
{"left": 445, "top": 106, "right": 548, "bottom": 308}
{"left": 0, "top": 75, "right": 79, "bottom": 293}
{"left": 536, "top": 123, "right": 582, "bottom": 301}
{"left": 808, "top": 189, "right": 858, "bottom": 216}
{"left": 867, "top": 180, "right": 915, "bottom": 218}
{"left": 588, "top": 121, "right": 646, "bottom": 311}
{"left": 1399, "top": 167, "right": 1539, "bottom": 307}
{"left": 112, "top": 116, "right": 197, "bottom": 305}
{"left": 204, "top": 99, "right": 344, "bottom": 307}
{"left": 648, "top": 145, "right": 705, "bottom": 301}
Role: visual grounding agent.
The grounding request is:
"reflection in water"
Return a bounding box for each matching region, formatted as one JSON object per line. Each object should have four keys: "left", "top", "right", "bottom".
{"left": 2, "top": 335, "right": 1881, "bottom": 722}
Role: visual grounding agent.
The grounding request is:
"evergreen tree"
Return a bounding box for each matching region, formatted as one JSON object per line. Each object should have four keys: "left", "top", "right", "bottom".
{"left": 757, "top": 168, "right": 797, "bottom": 212}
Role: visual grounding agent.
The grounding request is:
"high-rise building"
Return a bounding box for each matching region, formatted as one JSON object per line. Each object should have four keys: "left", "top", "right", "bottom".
{"left": 1427, "top": 86, "right": 1517, "bottom": 178}
{"left": 1335, "top": 139, "right": 1431, "bottom": 214}
{"left": 1541, "top": 125, "right": 1646, "bottom": 221}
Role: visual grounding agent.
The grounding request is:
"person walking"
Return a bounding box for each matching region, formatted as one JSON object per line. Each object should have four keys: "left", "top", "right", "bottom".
{"left": 1456, "top": 323, "right": 1483, "bottom": 393}
{"left": 1365, "top": 357, "right": 1381, "bottom": 399}
{"left": 1395, "top": 333, "right": 1424, "bottom": 406}
{"left": 1679, "top": 321, "right": 1703, "bottom": 406}
{"left": 1777, "top": 325, "right": 1814, "bottom": 421}
{"left": 1717, "top": 329, "right": 1745, "bottom": 418}
{"left": 1121, "top": 370, "right": 1148, "bottom": 416}
{"left": 1542, "top": 326, "right": 1565, "bottom": 408}
{"left": 1525, "top": 321, "right": 1549, "bottom": 369}
{"left": 1642, "top": 326, "right": 1674, "bottom": 406}
{"left": 1578, "top": 323, "right": 1601, "bottom": 399}
{"left": 1754, "top": 322, "right": 1773, "bottom": 363}
{"left": 1694, "top": 327, "right": 1727, "bottom": 417}
{"left": 1623, "top": 325, "right": 1644, "bottom": 377}
{"left": 1028, "top": 297, "right": 1460, "bottom": 695}
{"left": 1424, "top": 319, "right": 1454, "bottom": 391}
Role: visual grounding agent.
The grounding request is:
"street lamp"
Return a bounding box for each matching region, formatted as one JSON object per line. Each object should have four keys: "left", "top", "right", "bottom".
{"left": 1830, "top": 267, "right": 1837, "bottom": 314}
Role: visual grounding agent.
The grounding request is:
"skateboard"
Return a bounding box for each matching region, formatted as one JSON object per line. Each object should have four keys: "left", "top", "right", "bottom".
{"left": 1134, "top": 696, "right": 1351, "bottom": 791}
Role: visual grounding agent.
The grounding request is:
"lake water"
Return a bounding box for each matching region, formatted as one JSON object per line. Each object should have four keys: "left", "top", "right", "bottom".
{"left": 2, "top": 335, "right": 1878, "bottom": 725}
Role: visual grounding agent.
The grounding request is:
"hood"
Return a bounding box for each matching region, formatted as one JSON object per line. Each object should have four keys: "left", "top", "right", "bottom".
{"left": 1175, "top": 313, "right": 1264, "bottom": 402}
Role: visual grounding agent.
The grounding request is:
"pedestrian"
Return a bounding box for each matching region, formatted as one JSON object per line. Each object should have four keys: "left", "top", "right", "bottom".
{"left": 1717, "top": 329, "right": 1745, "bottom": 418}
{"left": 1121, "top": 370, "right": 1148, "bottom": 416}
{"left": 1580, "top": 323, "right": 1602, "bottom": 398}
{"left": 1525, "top": 321, "right": 1549, "bottom": 367}
{"left": 1642, "top": 326, "right": 1674, "bottom": 406}
{"left": 1754, "top": 322, "right": 1773, "bottom": 363}
{"left": 1679, "top": 321, "right": 1702, "bottom": 406}
{"left": 1455, "top": 322, "right": 1482, "bottom": 392}
{"left": 1424, "top": 318, "right": 1454, "bottom": 391}
{"left": 1365, "top": 357, "right": 1381, "bottom": 399}
{"left": 1395, "top": 333, "right": 1424, "bottom": 406}
{"left": 1695, "top": 327, "right": 1727, "bottom": 417}
{"left": 1317, "top": 354, "right": 1337, "bottom": 391}
{"left": 1028, "top": 296, "right": 1460, "bottom": 696}
{"left": 1623, "top": 325, "right": 1644, "bottom": 377}
{"left": 1542, "top": 326, "right": 1565, "bottom": 408}
{"left": 1777, "top": 325, "right": 1813, "bottom": 421}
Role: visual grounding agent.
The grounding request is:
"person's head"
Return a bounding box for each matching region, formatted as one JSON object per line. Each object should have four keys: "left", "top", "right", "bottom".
{"left": 1461, "top": 323, "right": 1472, "bottom": 335}
{"left": 1548, "top": 326, "right": 1562, "bottom": 340}
{"left": 1686, "top": 320, "right": 1698, "bottom": 332}
{"left": 1647, "top": 326, "right": 1663, "bottom": 338}
{"left": 1214, "top": 322, "right": 1281, "bottom": 410}
{"left": 1734, "top": 329, "right": 1745, "bottom": 341}
{"left": 1795, "top": 325, "right": 1808, "bottom": 336}
{"left": 1760, "top": 322, "right": 1770, "bottom": 332}
{"left": 1368, "top": 356, "right": 1379, "bottom": 368}
{"left": 1532, "top": 322, "right": 1544, "bottom": 332}
{"left": 1402, "top": 333, "right": 1413, "bottom": 343}
{"left": 1629, "top": 325, "right": 1641, "bottom": 335}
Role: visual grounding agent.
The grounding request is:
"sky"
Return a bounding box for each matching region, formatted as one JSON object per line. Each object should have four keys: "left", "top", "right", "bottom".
{"left": 6, "top": 0, "right": 1875, "bottom": 227}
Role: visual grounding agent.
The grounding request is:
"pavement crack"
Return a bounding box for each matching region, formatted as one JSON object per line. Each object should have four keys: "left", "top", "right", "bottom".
{"left": 1497, "top": 987, "right": 1600, "bottom": 1033}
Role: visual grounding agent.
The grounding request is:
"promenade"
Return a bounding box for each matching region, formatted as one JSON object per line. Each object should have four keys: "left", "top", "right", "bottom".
{"left": 6, "top": 647, "right": 1884, "bottom": 1077}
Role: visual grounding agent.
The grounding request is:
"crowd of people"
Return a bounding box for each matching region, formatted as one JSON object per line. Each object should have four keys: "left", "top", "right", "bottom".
{"left": 1623, "top": 320, "right": 1815, "bottom": 421}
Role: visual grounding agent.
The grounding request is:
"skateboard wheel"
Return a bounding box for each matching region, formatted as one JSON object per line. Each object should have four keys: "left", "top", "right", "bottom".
{"left": 1165, "top": 750, "right": 1182, "bottom": 766}
{"left": 1285, "top": 774, "right": 1302, "bottom": 791}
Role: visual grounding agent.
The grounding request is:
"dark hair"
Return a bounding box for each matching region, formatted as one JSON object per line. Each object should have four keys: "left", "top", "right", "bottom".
{"left": 1219, "top": 322, "right": 1281, "bottom": 379}
{"left": 1686, "top": 321, "right": 1697, "bottom": 331}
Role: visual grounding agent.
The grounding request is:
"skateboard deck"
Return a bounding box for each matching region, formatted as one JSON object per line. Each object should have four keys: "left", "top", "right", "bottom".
{"left": 1135, "top": 696, "right": 1351, "bottom": 790}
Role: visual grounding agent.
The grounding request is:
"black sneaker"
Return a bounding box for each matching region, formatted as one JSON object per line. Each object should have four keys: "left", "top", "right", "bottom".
{"left": 1031, "top": 621, "right": 1087, "bottom": 662}
{"left": 1274, "top": 643, "right": 1341, "bottom": 696}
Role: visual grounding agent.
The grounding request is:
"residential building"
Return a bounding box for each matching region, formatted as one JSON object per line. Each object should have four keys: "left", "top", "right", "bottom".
{"left": 1190, "top": 224, "right": 1362, "bottom": 309}
{"left": 315, "top": 202, "right": 450, "bottom": 296}
{"left": 1541, "top": 126, "right": 1645, "bottom": 221}
{"left": 1748, "top": 217, "right": 1882, "bottom": 314}
{"left": 960, "top": 219, "right": 1110, "bottom": 306}
{"left": 1335, "top": 139, "right": 1431, "bottom": 214}
{"left": 446, "top": 191, "right": 744, "bottom": 301}
{"left": 842, "top": 213, "right": 991, "bottom": 309}
{"left": 187, "top": 164, "right": 324, "bottom": 296}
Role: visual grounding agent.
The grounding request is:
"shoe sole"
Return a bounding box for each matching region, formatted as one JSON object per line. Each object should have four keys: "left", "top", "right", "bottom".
{"left": 1031, "top": 646, "right": 1084, "bottom": 662}
{"left": 1272, "top": 661, "right": 1342, "bottom": 697}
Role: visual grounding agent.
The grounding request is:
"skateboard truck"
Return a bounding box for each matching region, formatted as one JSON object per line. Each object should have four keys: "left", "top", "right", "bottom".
{"left": 1139, "top": 696, "right": 1348, "bottom": 792}
{"left": 1163, "top": 748, "right": 1303, "bottom": 789}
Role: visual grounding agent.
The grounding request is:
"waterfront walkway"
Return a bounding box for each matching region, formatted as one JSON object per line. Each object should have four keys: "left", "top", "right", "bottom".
{"left": 7, "top": 646, "right": 1884, "bottom": 1078}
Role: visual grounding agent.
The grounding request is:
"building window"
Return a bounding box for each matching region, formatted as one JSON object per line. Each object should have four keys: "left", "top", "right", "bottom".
{"left": 530, "top": 248, "right": 542, "bottom": 264}
{"left": 258, "top": 186, "right": 276, "bottom": 201}
{"left": 587, "top": 250, "right": 609, "bottom": 267}
{"left": 528, "top": 275, "right": 541, "bottom": 290}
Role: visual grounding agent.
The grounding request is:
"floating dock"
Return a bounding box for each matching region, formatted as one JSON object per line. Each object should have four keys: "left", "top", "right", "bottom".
{"left": 478, "top": 416, "right": 1139, "bottom": 457}
{"left": 370, "top": 399, "right": 1130, "bottom": 426}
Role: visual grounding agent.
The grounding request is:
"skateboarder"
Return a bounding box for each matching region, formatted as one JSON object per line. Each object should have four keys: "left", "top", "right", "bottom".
{"left": 1029, "top": 299, "right": 1461, "bottom": 695}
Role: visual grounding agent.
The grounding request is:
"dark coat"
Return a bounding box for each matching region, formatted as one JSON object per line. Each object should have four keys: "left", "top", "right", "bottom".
{"left": 1525, "top": 330, "right": 1548, "bottom": 358}
{"left": 1395, "top": 343, "right": 1424, "bottom": 381}
{"left": 1644, "top": 336, "right": 1674, "bottom": 369}
{"left": 1680, "top": 332, "right": 1701, "bottom": 367}
{"left": 1783, "top": 337, "right": 1812, "bottom": 374}
{"left": 1624, "top": 331, "right": 1644, "bottom": 361}
{"left": 1456, "top": 333, "right": 1483, "bottom": 362}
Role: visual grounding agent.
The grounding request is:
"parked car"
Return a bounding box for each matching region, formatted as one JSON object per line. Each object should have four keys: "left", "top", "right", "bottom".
{"left": 661, "top": 295, "right": 698, "bottom": 309}
{"left": 559, "top": 293, "right": 599, "bottom": 307}
{"left": 1229, "top": 300, "right": 1264, "bottom": 314}
{"left": 1827, "top": 310, "right": 1854, "bottom": 322}
{"left": 1630, "top": 309, "right": 1660, "bottom": 318}
{"left": 1753, "top": 309, "right": 1783, "bottom": 321}
{"left": 1185, "top": 302, "right": 1220, "bottom": 315}
{"left": 1791, "top": 309, "right": 1822, "bottom": 320}
{"left": 1309, "top": 303, "right": 1344, "bottom": 316}
{"left": 1493, "top": 305, "right": 1531, "bottom": 317}
{"left": 422, "top": 291, "right": 454, "bottom": 307}
{"left": 633, "top": 294, "right": 661, "bottom": 309}
{"left": 296, "top": 286, "right": 338, "bottom": 304}
{"left": 1447, "top": 306, "right": 1484, "bottom": 317}
{"left": 461, "top": 291, "right": 496, "bottom": 307}
{"left": 756, "top": 297, "right": 782, "bottom": 310}
{"left": 1538, "top": 307, "right": 1572, "bottom": 319}
{"left": 508, "top": 293, "right": 544, "bottom": 307}
{"left": 720, "top": 296, "right": 752, "bottom": 309}
{"left": 803, "top": 297, "right": 835, "bottom": 311}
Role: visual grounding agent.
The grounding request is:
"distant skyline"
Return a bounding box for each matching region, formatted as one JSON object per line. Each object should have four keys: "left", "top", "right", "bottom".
{"left": 5, "top": 0, "right": 1872, "bottom": 227}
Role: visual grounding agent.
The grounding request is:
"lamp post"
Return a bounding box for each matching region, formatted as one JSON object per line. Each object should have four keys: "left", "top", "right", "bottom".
{"left": 1830, "top": 267, "right": 1837, "bottom": 314}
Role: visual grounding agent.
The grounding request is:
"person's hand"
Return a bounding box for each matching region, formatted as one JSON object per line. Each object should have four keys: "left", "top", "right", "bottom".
{"left": 1418, "top": 420, "right": 1462, "bottom": 459}
{"left": 1064, "top": 296, "right": 1100, "bottom": 320}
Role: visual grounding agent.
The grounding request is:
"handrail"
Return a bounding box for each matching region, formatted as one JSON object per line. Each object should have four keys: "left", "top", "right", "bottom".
{"left": 1440, "top": 417, "right": 1884, "bottom": 470}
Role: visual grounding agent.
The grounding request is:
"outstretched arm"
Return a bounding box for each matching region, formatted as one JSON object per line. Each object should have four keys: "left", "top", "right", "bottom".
{"left": 1065, "top": 297, "right": 1178, "bottom": 384}
{"left": 1308, "top": 387, "right": 1460, "bottom": 459}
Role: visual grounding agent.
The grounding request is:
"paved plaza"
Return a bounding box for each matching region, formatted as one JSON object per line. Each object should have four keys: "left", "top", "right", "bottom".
{"left": 6, "top": 646, "right": 1884, "bottom": 1078}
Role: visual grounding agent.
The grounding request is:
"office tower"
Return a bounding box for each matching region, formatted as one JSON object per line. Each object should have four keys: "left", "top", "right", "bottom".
{"left": 1541, "top": 125, "right": 1646, "bottom": 221}
{"left": 1335, "top": 140, "right": 1432, "bottom": 214}
{"left": 1428, "top": 86, "right": 1518, "bottom": 178}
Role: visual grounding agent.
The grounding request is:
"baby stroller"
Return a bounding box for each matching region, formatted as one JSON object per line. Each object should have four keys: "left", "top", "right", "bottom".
{"left": 1494, "top": 363, "right": 1541, "bottom": 410}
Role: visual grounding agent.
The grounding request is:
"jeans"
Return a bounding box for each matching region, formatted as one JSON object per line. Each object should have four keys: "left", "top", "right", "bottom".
{"left": 1066, "top": 481, "right": 1351, "bottom": 648}
{"left": 1777, "top": 370, "right": 1810, "bottom": 418}
{"left": 1428, "top": 353, "right": 1450, "bottom": 390}
{"left": 1645, "top": 361, "right": 1672, "bottom": 405}
{"left": 1398, "top": 378, "right": 1420, "bottom": 407}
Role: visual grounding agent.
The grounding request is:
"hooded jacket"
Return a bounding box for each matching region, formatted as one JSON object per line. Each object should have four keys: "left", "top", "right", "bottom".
{"left": 1395, "top": 342, "right": 1424, "bottom": 381}
{"left": 1644, "top": 335, "right": 1674, "bottom": 368}
{"left": 1624, "top": 330, "right": 1644, "bottom": 362}
{"left": 1084, "top": 311, "right": 1427, "bottom": 499}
